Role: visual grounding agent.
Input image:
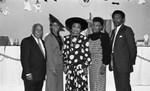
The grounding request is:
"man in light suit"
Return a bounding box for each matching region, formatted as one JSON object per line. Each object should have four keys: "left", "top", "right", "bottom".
{"left": 20, "top": 23, "right": 46, "bottom": 91}
{"left": 44, "top": 14, "right": 64, "bottom": 91}
{"left": 110, "top": 10, "right": 137, "bottom": 91}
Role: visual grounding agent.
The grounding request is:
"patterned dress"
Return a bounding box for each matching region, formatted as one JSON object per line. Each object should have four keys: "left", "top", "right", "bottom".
{"left": 89, "top": 38, "right": 106, "bottom": 91}
{"left": 63, "top": 34, "right": 91, "bottom": 91}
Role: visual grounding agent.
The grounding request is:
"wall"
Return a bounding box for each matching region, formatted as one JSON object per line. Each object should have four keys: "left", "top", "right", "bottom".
{"left": 0, "top": 0, "right": 150, "bottom": 43}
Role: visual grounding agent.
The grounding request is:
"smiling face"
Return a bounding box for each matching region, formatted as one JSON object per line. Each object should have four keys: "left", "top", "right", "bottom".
{"left": 112, "top": 13, "right": 125, "bottom": 27}
{"left": 71, "top": 23, "right": 81, "bottom": 36}
{"left": 92, "top": 21, "right": 103, "bottom": 33}
{"left": 32, "top": 24, "right": 43, "bottom": 39}
{"left": 50, "top": 22, "right": 60, "bottom": 34}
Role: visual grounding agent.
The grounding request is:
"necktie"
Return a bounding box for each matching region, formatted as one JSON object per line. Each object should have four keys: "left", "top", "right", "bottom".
{"left": 112, "top": 28, "right": 117, "bottom": 53}
{"left": 37, "top": 39, "right": 45, "bottom": 57}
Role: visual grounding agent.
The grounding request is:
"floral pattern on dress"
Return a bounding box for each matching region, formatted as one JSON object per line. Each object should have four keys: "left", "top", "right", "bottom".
{"left": 63, "top": 34, "right": 91, "bottom": 91}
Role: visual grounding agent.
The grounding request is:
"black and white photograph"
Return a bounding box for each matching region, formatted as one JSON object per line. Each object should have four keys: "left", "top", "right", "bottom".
{"left": 0, "top": 0, "right": 150, "bottom": 91}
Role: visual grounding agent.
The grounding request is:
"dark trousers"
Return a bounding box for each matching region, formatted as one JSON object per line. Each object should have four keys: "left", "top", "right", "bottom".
{"left": 24, "top": 79, "right": 44, "bottom": 91}
{"left": 113, "top": 64, "right": 132, "bottom": 91}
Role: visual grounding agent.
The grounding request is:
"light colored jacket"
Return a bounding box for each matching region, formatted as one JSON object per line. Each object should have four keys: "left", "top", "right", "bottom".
{"left": 45, "top": 33, "right": 64, "bottom": 71}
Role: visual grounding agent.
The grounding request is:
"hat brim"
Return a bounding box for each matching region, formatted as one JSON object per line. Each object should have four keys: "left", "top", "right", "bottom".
{"left": 49, "top": 14, "right": 65, "bottom": 29}
{"left": 65, "top": 17, "right": 88, "bottom": 31}
{"left": 0, "top": 0, "right": 6, "bottom": 3}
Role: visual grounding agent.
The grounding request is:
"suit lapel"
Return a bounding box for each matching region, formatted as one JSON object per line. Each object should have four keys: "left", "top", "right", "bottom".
{"left": 111, "top": 29, "right": 115, "bottom": 40}
{"left": 115, "top": 25, "right": 125, "bottom": 41}
{"left": 53, "top": 34, "right": 61, "bottom": 52}
{"left": 42, "top": 40, "right": 46, "bottom": 57}
{"left": 111, "top": 25, "right": 125, "bottom": 51}
{"left": 110, "top": 29, "right": 116, "bottom": 46}
{"left": 29, "top": 35, "right": 45, "bottom": 58}
{"left": 60, "top": 36, "right": 64, "bottom": 52}
{"left": 52, "top": 34, "right": 59, "bottom": 47}
{"left": 52, "top": 34, "right": 64, "bottom": 51}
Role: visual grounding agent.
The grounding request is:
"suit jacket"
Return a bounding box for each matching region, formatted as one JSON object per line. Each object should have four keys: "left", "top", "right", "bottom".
{"left": 111, "top": 25, "right": 137, "bottom": 73}
{"left": 44, "top": 33, "right": 64, "bottom": 71}
{"left": 20, "top": 35, "right": 46, "bottom": 81}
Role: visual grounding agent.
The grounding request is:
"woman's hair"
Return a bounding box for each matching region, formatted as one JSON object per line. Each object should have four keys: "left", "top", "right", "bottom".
{"left": 93, "top": 17, "right": 104, "bottom": 26}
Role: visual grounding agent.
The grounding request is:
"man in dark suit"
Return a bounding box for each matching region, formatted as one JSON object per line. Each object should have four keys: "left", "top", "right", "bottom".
{"left": 110, "top": 10, "right": 137, "bottom": 91}
{"left": 20, "top": 23, "right": 46, "bottom": 91}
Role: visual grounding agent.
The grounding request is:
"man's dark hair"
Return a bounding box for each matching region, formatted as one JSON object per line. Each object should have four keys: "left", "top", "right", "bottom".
{"left": 112, "top": 10, "right": 125, "bottom": 19}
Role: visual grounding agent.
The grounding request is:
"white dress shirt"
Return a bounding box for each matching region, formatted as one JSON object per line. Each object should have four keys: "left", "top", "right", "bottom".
{"left": 32, "top": 34, "right": 45, "bottom": 57}
{"left": 26, "top": 35, "right": 45, "bottom": 76}
{"left": 112, "top": 24, "right": 122, "bottom": 53}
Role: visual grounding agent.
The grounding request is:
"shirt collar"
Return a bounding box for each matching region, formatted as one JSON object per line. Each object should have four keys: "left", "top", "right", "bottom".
{"left": 32, "top": 34, "right": 39, "bottom": 43}
{"left": 116, "top": 24, "right": 123, "bottom": 31}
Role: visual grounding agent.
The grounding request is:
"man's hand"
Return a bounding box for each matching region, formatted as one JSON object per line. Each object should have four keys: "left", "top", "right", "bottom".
{"left": 26, "top": 73, "right": 33, "bottom": 80}
{"left": 109, "top": 54, "right": 114, "bottom": 71}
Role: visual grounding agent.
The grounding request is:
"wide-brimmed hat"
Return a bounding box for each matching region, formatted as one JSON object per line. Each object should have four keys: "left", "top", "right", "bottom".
{"left": 0, "top": 0, "right": 6, "bottom": 3}
{"left": 49, "top": 14, "right": 65, "bottom": 31}
{"left": 65, "top": 17, "right": 88, "bottom": 31}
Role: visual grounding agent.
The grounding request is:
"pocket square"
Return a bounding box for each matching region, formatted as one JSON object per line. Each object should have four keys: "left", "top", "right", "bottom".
{"left": 119, "top": 35, "right": 123, "bottom": 38}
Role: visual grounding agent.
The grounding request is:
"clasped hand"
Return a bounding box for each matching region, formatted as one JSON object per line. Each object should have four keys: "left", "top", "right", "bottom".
{"left": 83, "top": 68, "right": 88, "bottom": 75}
{"left": 26, "top": 74, "right": 33, "bottom": 80}
{"left": 100, "top": 64, "right": 106, "bottom": 75}
{"left": 52, "top": 70, "right": 58, "bottom": 76}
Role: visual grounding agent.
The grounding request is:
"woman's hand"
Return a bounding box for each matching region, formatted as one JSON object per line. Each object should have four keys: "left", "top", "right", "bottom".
{"left": 83, "top": 68, "right": 88, "bottom": 75}
{"left": 52, "top": 70, "right": 58, "bottom": 76}
{"left": 100, "top": 64, "right": 106, "bottom": 75}
{"left": 63, "top": 66, "right": 67, "bottom": 74}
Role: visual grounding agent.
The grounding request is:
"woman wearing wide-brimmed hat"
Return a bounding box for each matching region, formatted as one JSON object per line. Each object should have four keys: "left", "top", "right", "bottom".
{"left": 62, "top": 17, "right": 92, "bottom": 91}
{"left": 45, "top": 14, "right": 64, "bottom": 91}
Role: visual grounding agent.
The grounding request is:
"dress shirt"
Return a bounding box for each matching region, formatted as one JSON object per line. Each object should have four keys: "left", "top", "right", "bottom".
{"left": 112, "top": 24, "right": 122, "bottom": 53}
{"left": 32, "top": 34, "right": 45, "bottom": 57}
{"left": 25, "top": 35, "right": 45, "bottom": 76}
